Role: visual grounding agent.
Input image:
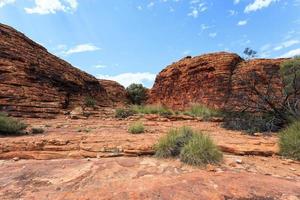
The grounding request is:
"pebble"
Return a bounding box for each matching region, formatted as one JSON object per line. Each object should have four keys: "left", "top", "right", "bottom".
{"left": 12, "top": 157, "right": 20, "bottom": 162}
{"left": 235, "top": 159, "right": 243, "bottom": 164}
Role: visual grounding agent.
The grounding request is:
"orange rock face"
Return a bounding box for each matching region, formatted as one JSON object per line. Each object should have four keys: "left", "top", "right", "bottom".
{"left": 0, "top": 24, "right": 111, "bottom": 118}
{"left": 99, "top": 79, "right": 129, "bottom": 106}
{"left": 149, "top": 52, "right": 285, "bottom": 110}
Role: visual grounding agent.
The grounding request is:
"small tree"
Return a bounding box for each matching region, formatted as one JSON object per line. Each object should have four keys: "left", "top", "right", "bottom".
{"left": 243, "top": 47, "right": 257, "bottom": 60}
{"left": 126, "top": 83, "right": 148, "bottom": 105}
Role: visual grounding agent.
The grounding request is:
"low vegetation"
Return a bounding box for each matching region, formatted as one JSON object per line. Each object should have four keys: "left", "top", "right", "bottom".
{"left": 0, "top": 113, "right": 27, "bottom": 135}
{"left": 221, "top": 112, "right": 281, "bottom": 135}
{"left": 126, "top": 83, "right": 148, "bottom": 105}
{"left": 84, "top": 96, "right": 97, "bottom": 108}
{"left": 115, "top": 108, "right": 136, "bottom": 119}
{"left": 279, "top": 121, "right": 300, "bottom": 161}
{"left": 31, "top": 127, "right": 45, "bottom": 134}
{"left": 183, "top": 104, "right": 221, "bottom": 120}
{"left": 155, "top": 126, "right": 222, "bottom": 166}
{"left": 128, "top": 122, "right": 145, "bottom": 134}
{"left": 131, "top": 105, "right": 173, "bottom": 117}
{"left": 180, "top": 133, "right": 223, "bottom": 166}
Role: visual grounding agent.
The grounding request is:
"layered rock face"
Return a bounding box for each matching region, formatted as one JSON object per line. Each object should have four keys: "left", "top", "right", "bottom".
{"left": 149, "top": 52, "right": 285, "bottom": 110}
{"left": 0, "top": 23, "right": 110, "bottom": 118}
{"left": 98, "top": 79, "right": 129, "bottom": 106}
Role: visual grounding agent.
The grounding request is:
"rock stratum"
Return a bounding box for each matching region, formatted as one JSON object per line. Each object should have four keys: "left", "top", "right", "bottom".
{"left": 99, "top": 79, "right": 129, "bottom": 106}
{"left": 0, "top": 23, "right": 111, "bottom": 118}
{"left": 149, "top": 52, "right": 286, "bottom": 110}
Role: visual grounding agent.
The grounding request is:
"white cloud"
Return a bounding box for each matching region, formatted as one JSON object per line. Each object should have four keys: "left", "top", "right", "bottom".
{"left": 280, "top": 48, "right": 300, "bottom": 58}
{"left": 63, "top": 44, "right": 100, "bottom": 55}
{"left": 94, "top": 64, "right": 107, "bottom": 69}
{"left": 97, "top": 72, "right": 156, "bottom": 87}
{"left": 147, "top": 2, "right": 155, "bottom": 8}
{"left": 244, "top": 0, "right": 277, "bottom": 13}
{"left": 234, "top": 0, "right": 240, "bottom": 4}
{"left": 209, "top": 32, "right": 217, "bottom": 38}
{"left": 273, "top": 40, "right": 300, "bottom": 51}
{"left": 188, "top": 1, "right": 207, "bottom": 18}
{"left": 228, "top": 10, "right": 238, "bottom": 16}
{"left": 25, "top": 0, "right": 78, "bottom": 14}
{"left": 237, "top": 20, "right": 248, "bottom": 26}
{"left": 183, "top": 50, "right": 191, "bottom": 55}
{"left": 0, "top": 0, "right": 15, "bottom": 7}
{"left": 137, "top": 5, "right": 142, "bottom": 10}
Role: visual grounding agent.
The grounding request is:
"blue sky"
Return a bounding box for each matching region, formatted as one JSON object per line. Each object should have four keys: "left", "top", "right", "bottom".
{"left": 0, "top": 0, "right": 300, "bottom": 87}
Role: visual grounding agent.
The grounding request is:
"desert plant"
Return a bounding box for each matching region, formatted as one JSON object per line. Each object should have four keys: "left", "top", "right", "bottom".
{"left": 128, "top": 122, "right": 145, "bottom": 134}
{"left": 180, "top": 133, "right": 223, "bottom": 166}
{"left": 0, "top": 113, "right": 27, "bottom": 135}
{"left": 222, "top": 112, "right": 282, "bottom": 134}
{"left": 31, "top": 127, "right": 45, "bottom": 134}
{"left": 131, "top": 105, "right": 173, "bottom": 117}
{"left": 184, "top": 104, "right": 221, "bottom": 120}
{"left": 279, "top": 121, "right": 300, "bottom": 160}
{"left": 126, "top": 83, "right": 148, "bottom": 105}
{"left": 243, "top": 47, "right": 257, "bottom": 60}
{"left": 115, "top": 108, "right": 136, "bottom": 119}
{"left": 84, "top": 96, "right": 97, "bottom": 108}
{"left": 155, "top": 126, "right": 194, "bottom": 158}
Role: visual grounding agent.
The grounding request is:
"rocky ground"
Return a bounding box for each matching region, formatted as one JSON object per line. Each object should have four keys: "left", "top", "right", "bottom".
{"left": 0, "top": 115, "right": 299, "bottom": 199}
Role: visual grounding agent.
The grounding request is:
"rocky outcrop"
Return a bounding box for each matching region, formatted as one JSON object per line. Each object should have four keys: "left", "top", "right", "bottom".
{"left": 0, "top": 23, "right": 111, "bottom": 118}
{"left": 98, "top": 79, "right": 129, "bottom": 106}
{"left": 149, "top": 52, "right": 286, "bottom": 110}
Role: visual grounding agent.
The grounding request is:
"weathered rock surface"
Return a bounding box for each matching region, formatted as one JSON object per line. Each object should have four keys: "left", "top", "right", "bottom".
{"left": 0, "top": 157, "right": 299, "bottom": 200}
{"left": 149, "top": 52, "right": 285, "bottom": 110}
{"left": 99, "top": 79, "right": 129, "bottom": 106}
{"left": 0, "top": 117, "right": 280, "bottom": 160}
{"left": 0, "top": 23, "right": 111, "bottom": 118}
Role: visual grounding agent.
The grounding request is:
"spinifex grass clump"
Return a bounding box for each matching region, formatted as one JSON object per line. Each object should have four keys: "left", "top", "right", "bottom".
{"left": 279, "top": 121, "right": 300, "bottom": 161}
{"left": 180, "top": 133, "right": 223, "bottom": 166}
{"left": 0, "top": 113, "right": 27, "bottom": 135}
{"left": 155, "top": 126, "right": 194, "bottom": 158}
{"left": 183, "top": 104, "right": 221, "bottom": 120}
{"left": 128, "top": 122, "right": 145, "bottom": 134}
{"left": 131, "top": 105, "right": 173, "bottom": 117}
{"left": 155, "top": 126, "right": 222, "bottom": 166}
{"left": 115, "top": 108, "right": 136, "bottom": 119}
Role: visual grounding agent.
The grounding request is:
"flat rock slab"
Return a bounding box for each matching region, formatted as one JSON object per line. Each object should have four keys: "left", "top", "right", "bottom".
{"left": 0, "top": 117, "right": 279, "bottom": 160}
{"left": 0, "top": 157, "right": 299, "bottom": 200}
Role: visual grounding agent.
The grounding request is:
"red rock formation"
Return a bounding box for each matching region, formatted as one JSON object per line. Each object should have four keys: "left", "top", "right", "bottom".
{"left": 149, "top": 52, "right": 285, "bottom": 110}
{"left": 98, "top": 79, "right": 129, "bottom": 106}
{"left": 0, "top": 23, "right": 111, "bottom": 118}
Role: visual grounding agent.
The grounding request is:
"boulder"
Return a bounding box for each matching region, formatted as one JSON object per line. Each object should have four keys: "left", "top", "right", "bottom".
{"left": 149, "top": 52, "right": 286, "bottom": 111}
{"left": 0, "top": 23, "right": 111, "bottom": 118}
{"left": 98, "top": 79, "right": 129, "bottom": 106}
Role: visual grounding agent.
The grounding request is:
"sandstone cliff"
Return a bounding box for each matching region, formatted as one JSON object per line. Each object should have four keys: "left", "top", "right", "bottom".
{"left": 0, "top": 23, "right": 111, "bottom": 118}
{"left": 98, "top": 79, "right": 129, "bottom": 106}
{"left": 149, "top": 52, "right": 285, "bottom": 110}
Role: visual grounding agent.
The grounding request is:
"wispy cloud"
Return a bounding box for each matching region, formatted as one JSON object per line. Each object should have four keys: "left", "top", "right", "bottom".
{"left": 188, "top": 0, "right": 207, "bottom": 18}
{"left": 237, "top": 20, "right": 248, "bottom": 26}
{"left": 244, "top": 0, "right": 277, "bottom": 13}
{"left": 273, "top": 40, "right": 300, "bottom": 51}
{"left": 25, "top": 0, "right": 78, "bottom": 14}
{"left": 97, "top": 72, "right": 156, "bottom": 87}
{"left": 234, "top": 0, "right": 240, "bottom": 4}
{"left": 62, "top": 44, "right": 101, "bottom": 55}
{"left": 209, "top": 32, "right": 217, "bottom": 38}
{"left": 280, "top": 48, "right": 300, "bottom": 58}
{"left": 0, "top": 0, "right": 15, "bottom": 8}
{"left": 94, "top": 64, "right": 107, "bottom": 69}
{"left": 228, "top": 10, "right": 238, "bottom": 16}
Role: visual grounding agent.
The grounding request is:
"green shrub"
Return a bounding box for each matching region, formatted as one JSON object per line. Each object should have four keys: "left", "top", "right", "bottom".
{"left": 155, "top": 126, "right": 194, "bottom": 158}
{"left": 115, "top": 108, "right": 136, "bottom": 119}
{"left": 31, "top": 127, "right": 45, "bottom": 134}
{"left": 0, "top": 113, "right": 27, "bottom": 135}
{"left": 222, "top": 112, "right": 282, "bottom": 134}
{"left": 184, "top": 104, "right": 221, "bottom": 120}
{"left": 155, "top": 126, "right": 222, "bottom": 166}
{"left": 128, "top": 122, "right": 145, "bottom": 134}
{"left": 126, "top": 84, "right": 148, "bottom": 105}
{"left": 84, "top": 96, "right": 97, "bottom": 108}
{"left": 279, "top": 121, "right": 300, "bottom": 160}
{"left": 180, "top": 133, "right": 223, "bottom": 166}
{"left": 131, "top": 105, "right": 173, "bottom": 117}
